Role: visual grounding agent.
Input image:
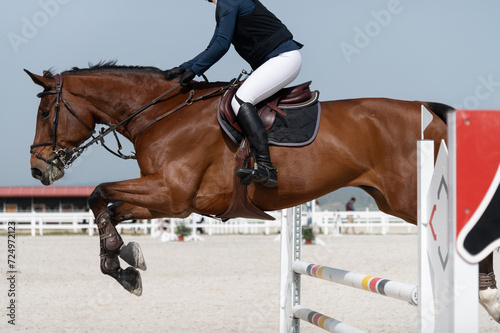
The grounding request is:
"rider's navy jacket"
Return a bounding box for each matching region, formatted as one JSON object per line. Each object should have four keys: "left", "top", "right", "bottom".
{"left": 181, "top": 0, "right": 302, "bottom": 75}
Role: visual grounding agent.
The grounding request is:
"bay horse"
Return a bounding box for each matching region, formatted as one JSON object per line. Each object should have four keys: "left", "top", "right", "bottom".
{"left": 25, "top": 63, "right": 499, "bottom": 323}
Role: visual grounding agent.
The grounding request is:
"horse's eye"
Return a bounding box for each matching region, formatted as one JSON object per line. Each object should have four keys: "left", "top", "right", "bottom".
{"left": 40, "top": 110, "right": 50, "bottom": 119}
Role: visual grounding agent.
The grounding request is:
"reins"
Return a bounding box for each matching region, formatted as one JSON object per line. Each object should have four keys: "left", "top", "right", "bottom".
{"left": 135, "top": 83, "right": 227, "bottom": 138}
{"left": 74, "top": 82, "right": 183, "bottom": 161}
{"left": 134, "top": 71, "right": 246, "bottom": 138}
{"left": 31, "top": 73, "right": 237, "bottom": 169}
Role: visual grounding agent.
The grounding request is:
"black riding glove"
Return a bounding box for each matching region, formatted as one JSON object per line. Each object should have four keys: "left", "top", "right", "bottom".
{"left": 179, "top": 69, "right": 196, "bottom": 86}
{"left": 163, "top": 66, "right": 185, "bottom": 80}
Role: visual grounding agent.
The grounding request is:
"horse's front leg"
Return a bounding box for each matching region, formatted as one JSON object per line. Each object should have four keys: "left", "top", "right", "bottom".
{"left": 93, "top": 208, "right": 144, "bottom": 295}
{"left": 479, "top": 252, "right": 500, "bottom": 322}
{"left": 88, "top": 185, "right": 165, "bottom": 296}
{"left": 106, "top": 202, "right": 169, "bottom": 270}
{"left": 88, "top": 176, "right": 189, "bottom": 295}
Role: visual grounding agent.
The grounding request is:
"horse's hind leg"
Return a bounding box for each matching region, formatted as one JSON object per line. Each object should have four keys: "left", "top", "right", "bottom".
{"left": 479, "top": 252, "right": 500, "bottom": 322}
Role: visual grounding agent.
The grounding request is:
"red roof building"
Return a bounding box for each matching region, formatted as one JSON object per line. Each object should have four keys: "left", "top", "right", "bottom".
{"left": 0, "top": 187, "right": 95, "bottom": 213}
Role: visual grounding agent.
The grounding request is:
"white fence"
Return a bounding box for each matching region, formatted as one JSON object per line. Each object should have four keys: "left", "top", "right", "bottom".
{"left": 0, "top": 212, "right": 149, "bottom": 236}
{"left": 313, "top": 210, "right": 416, "bottom": 235}
{"left": 0, "top": 209, "right": 414, "bottom": 237}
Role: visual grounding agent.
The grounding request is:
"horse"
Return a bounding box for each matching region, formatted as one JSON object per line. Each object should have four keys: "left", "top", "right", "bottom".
{"left": 25, "top": 63, "right": 499, "bottom": 324}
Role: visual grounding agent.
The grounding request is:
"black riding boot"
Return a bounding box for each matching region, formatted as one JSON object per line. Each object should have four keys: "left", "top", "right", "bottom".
{"left": 235, "top": 102, "right": 278, "bottom": 188}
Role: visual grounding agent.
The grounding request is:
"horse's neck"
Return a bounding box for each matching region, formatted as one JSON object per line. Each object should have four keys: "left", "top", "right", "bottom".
{"left": 72, "top": 73, "right": 179, "bottom": 140}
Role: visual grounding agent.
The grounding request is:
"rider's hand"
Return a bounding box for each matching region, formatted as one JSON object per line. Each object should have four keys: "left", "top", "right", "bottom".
{"left": 179, "top": 69, "right": 196, "bottom": 86}
{"left": 163, "top": 66, "right": 185, "bottom": 80}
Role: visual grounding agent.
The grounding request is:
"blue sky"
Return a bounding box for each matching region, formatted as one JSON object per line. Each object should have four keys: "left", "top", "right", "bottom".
{"left": 2, "top": 0, "right": 500, "bottom": 187}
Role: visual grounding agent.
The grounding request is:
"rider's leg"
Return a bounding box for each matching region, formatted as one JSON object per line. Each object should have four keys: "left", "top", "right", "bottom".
{"left": 231, "top": 50, "right": 301, "bottom": 187}
{"left": 231, "top": 50, "right": 302, "bottom": 116}
{"left": 235, "top": 102, "right": 278, "bottom": 187}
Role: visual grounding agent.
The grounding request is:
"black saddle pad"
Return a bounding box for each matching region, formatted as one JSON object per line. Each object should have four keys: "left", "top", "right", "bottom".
{"left": 217, "top": 96, "right": 321, "bottom": 147}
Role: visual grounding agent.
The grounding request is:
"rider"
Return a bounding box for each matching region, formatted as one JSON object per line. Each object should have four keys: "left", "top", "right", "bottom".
{"left": 164, "top": 0, "right": 303, "bottom": 188}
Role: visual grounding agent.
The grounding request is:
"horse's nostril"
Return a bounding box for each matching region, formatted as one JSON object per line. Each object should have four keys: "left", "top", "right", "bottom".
{"left": 31, "top": 167, "right": 43, "bottom": 180}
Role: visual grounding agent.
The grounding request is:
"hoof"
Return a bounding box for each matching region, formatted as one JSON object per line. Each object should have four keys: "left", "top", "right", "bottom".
{"left": 118, "top": 267, "right": 143, "bottom": 296}
{"left": 479, "top": 287, "right": 500, "bottom": 322}
{"left": 119, "top": 242, "right": 147, "bottom": 271}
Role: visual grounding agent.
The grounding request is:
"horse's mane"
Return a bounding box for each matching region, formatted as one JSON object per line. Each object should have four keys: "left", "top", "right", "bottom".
{"left": 65, "top": 60, "right": 165, "bottom": 76}
{"left": 42, "top": 61, "right": 230, "bottom": 89}
{"left": 42, "top": 60, "right": 165, "bottom": 77}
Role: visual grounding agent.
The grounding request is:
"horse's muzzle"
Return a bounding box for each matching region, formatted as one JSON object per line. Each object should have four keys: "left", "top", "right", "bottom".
{"left": 30, "top": 158, "right": 65, "bottom": 186}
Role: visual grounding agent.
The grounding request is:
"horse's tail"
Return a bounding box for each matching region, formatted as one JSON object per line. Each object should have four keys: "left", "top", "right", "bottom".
{"left": 422, "top": 102, "right": 454, "bottom": 125}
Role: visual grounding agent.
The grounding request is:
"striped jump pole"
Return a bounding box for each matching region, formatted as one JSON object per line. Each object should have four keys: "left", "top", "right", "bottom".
{"left": 293, "top": 306, "right": 364, "bottom": 333}
{"left": 293, "top": 261, "right": 418, "bottom": 306}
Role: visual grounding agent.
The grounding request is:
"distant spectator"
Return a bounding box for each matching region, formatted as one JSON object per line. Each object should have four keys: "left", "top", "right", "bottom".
{"left": 346, "top": 197, "right": 356, "bottom": 211}
{"left": 345, "top": 197, "right": 356, "bottom": 234}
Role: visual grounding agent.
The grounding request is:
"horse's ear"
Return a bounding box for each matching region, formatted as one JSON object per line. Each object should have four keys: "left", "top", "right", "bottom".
{"left": 24, "top": 69, "right": 54, "bottom": 90}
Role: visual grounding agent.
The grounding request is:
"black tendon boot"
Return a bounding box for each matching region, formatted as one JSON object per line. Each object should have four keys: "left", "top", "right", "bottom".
{"left": 235, "top": 103, "right": 278, "bottom": 188}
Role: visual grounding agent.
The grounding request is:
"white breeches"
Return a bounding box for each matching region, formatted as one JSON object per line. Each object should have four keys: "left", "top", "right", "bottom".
{"left": 231, "top": 50, "right": 302, "bottom": 115}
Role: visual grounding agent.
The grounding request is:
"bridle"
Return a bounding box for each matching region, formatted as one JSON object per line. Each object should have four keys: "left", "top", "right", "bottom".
{"left": 30, "top": 74, "right": 97, "bottom": 170}
{"left": 30, "top": 72, "right": 237, "bottom": 170}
